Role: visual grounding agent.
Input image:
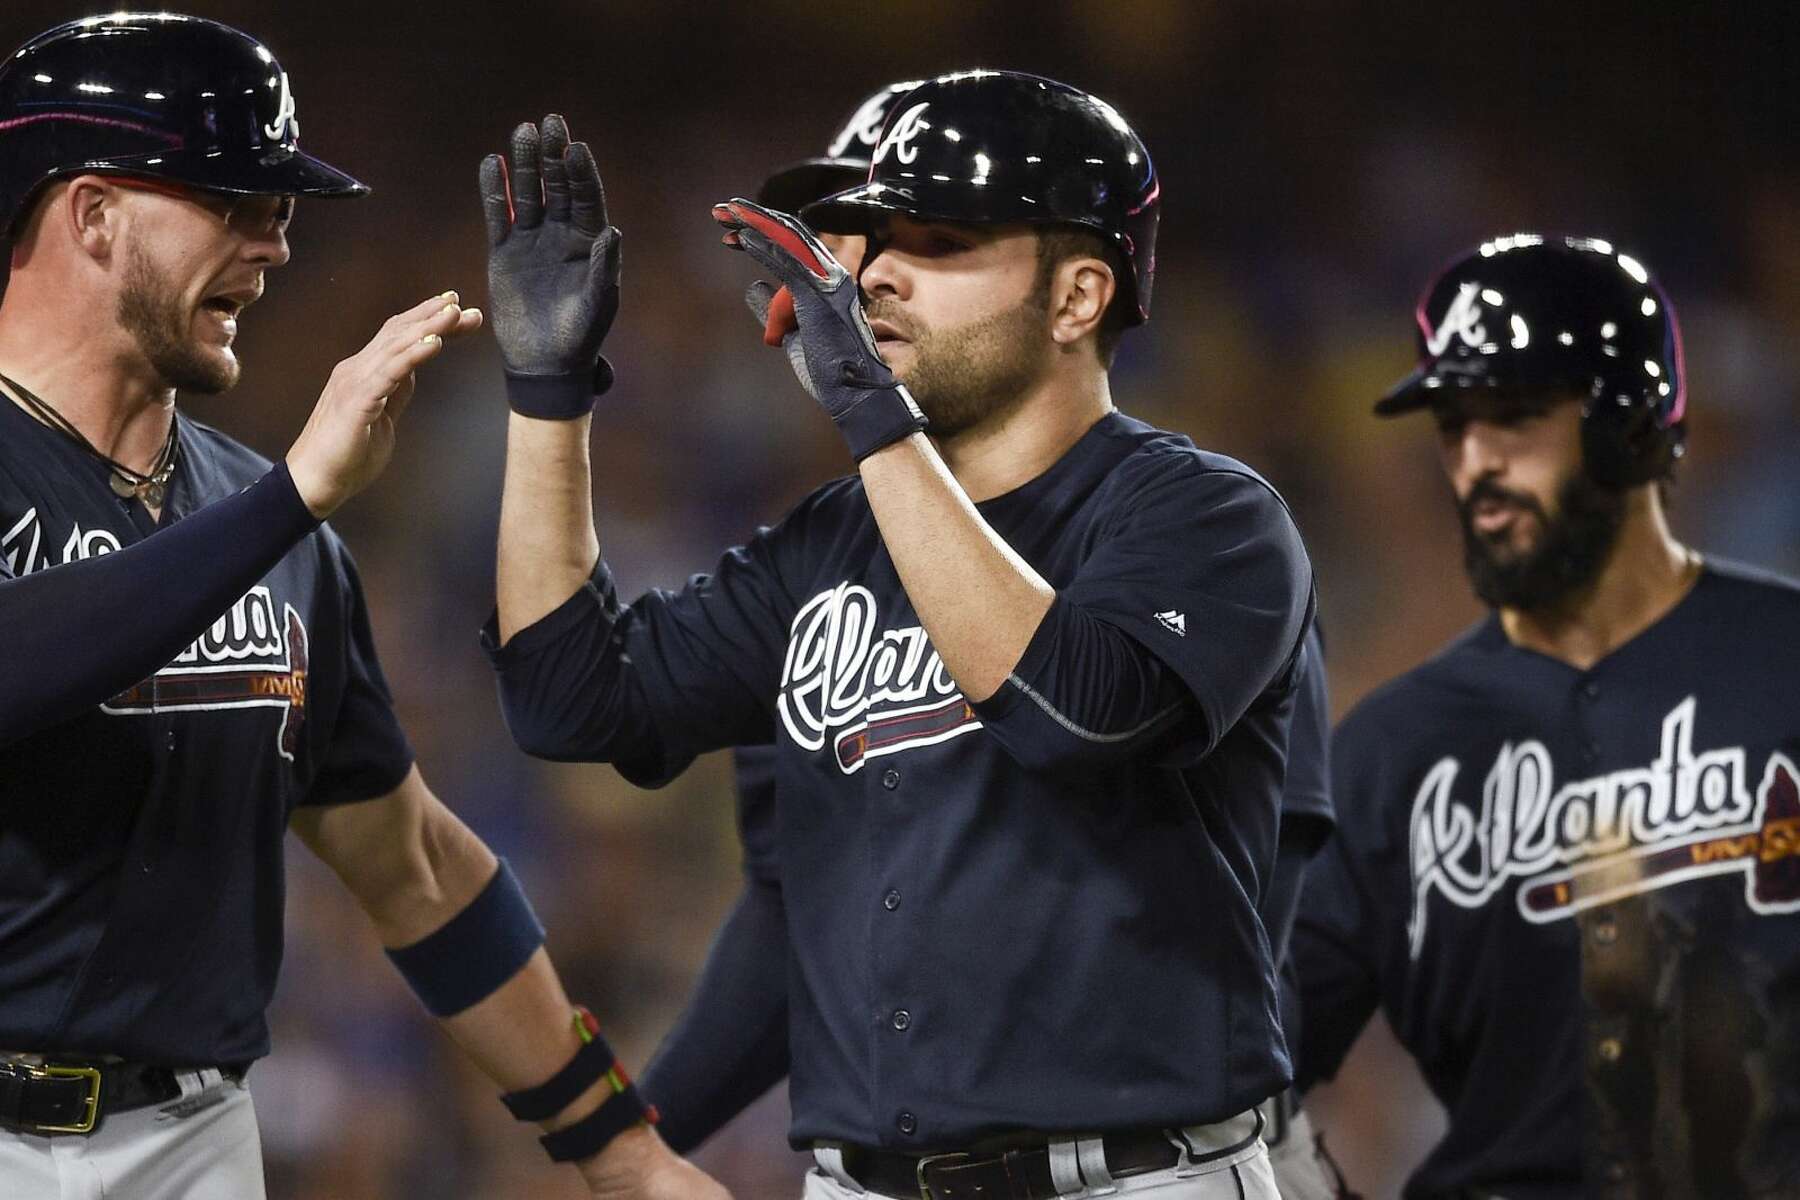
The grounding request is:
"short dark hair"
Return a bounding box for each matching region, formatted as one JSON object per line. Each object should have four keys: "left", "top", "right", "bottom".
{"left": 1033, "top": 227, "right": 1130, "bottom": 365}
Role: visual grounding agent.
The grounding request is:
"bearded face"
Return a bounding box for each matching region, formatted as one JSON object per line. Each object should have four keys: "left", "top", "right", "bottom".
{"left": 1457, "top": 464, "right": 1628, "bottom": 611}
{"left": 863, "top": 290, "right": 1051, "bottom": 437}
{"left": 116, "top": 238, "right": 241, "bottom": 395}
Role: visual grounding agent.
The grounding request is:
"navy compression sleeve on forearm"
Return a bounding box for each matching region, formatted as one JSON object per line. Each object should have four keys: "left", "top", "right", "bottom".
{"left": 970, "top": 595, "right": 1194, "bottom": 772}
{"left": 639, "top": 877, "right": 790, "bottom": 1152}
{"left": 0, "top": 464, "right": 319, "bottom": 746}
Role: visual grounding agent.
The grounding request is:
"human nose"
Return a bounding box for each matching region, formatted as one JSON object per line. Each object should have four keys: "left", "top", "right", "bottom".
{"left": 857, "top": 237, "right": 904, "bottom": 299}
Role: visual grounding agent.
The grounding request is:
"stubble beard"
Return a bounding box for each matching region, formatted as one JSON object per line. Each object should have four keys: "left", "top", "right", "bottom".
{"left": 871, "top": 296, "right": 1051, "bottom": 439}
{"left": 1459, "top": 468, "right": 1628, "bottom": 612}
{"left": 116, "top": 241, "right": 238, "bottom": 395}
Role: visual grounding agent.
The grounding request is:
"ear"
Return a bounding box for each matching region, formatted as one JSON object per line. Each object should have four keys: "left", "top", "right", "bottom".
{"left": 61, "top": 176, "right": 123, "bottom": 262}
{"left": 1047, "top": 254, "right": 1116, "bottom": 351}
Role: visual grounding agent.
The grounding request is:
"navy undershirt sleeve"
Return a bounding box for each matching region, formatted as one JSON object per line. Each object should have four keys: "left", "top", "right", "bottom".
{"left": 1289, "top": 799, "right": 1383, "bottom": 1092}
{"left": 639, "top": 875, "right": 791, "bottom": 1152}
{"left": 0, "top": 464, "right": 319, "bottom": 746}
{"left": 483, "top": 517, "right": 800, "bottom": 786}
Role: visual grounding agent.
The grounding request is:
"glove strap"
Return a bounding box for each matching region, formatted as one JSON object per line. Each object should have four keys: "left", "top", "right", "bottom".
{"left": 504, "top": 359, "right": 614, "bottom": 420}
{"left": 837, "top": 380, "right": 927, "bottom": 461}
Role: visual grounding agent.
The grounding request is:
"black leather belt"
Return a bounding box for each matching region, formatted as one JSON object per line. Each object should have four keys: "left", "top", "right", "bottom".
{"left": 840, "top": 1128, "right": 1183, "bottom": 1200}
{"left": 0, "top": 1059, "right": 244, "bottom": 1136}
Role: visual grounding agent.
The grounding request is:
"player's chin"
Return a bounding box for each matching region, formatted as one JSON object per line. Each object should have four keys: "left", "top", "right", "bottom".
{"left": 876, "top": 339, "right": 915, "bottom": 369}
{"left": 161, "top": 342, "right": 241, "bottom": 395}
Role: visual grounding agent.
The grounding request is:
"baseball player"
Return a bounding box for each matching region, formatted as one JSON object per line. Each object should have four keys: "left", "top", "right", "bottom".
{"left": 636, "top": 82, "right": 1348, "bottom": 1200}
{"left": 0, "top": 15, "right": 725, "bottom": 1200}
{"left": 1290, "top": 235, "right": 1800, "bottom": 1197}
{"left": 481, "top": 70, "right": 1314, "bottom": 1197}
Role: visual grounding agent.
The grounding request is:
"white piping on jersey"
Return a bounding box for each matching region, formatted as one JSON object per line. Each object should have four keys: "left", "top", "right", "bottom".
{"left": 1004, "top": 674, "right": 1182, "bottom": 744}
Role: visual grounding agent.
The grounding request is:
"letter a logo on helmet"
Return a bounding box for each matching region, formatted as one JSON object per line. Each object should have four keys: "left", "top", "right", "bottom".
{"left": 872, "top": 103, "right": 931, "bottom": 166}
{"left": 263, "top": 71, "right": 299, "bottom": 142}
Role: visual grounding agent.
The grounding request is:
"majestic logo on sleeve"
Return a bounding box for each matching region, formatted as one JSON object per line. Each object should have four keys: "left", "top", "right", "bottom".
{"left": 1407, "top": 697, "right": 1800, "bottom": 957}
{"left": 778, "top": 583, "right": 980, "bottom": 773}
{"left": 102, "top": 585, "right": 310, "bottom": 761}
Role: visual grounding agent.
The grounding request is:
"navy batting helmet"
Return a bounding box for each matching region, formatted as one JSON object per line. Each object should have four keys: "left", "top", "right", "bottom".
{"left": 756, "top": 80, "right": 924, "bottom": 213}
{"left": 1379, "top": 234, "right": 1687, "bottom": 488}
{"left": 803, "top": 69, "right": 1160, "bottom": 324}
{"left": 0, "top": 13, "right": 367, "bottom": 236}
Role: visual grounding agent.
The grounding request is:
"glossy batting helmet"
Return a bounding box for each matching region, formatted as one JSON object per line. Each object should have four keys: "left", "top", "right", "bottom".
{"left": 1379, "top": 234, "right": 1687, "bottom": 488}
{"left": 757, "top": 80, "right": 924, "bottom": 213}
{"left": 0, "top": 13, "right": 367, "bottom": 236}
{"left": 804, "top": 69, "right": 1161, "bottom": 324}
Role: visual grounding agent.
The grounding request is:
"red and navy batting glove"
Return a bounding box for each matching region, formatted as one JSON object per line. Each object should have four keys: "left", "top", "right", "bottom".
{"left": 712, "top": 199, "right": 926, "bottom": 461}
{"left": 479, "top": 114, "right": 621, "bottom": 419}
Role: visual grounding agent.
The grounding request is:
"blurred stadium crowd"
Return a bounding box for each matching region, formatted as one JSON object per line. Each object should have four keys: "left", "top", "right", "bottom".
{"left": 8, "top": 0, "right": 1795, "bottom": 1195}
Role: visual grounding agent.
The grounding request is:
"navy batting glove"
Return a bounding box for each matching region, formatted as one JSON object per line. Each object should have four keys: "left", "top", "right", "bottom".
{"left": 712, "top": 199, "right": 926, "bottom": 460}
{"left": 479, "top": 114, "right": 621, "bottom": 419}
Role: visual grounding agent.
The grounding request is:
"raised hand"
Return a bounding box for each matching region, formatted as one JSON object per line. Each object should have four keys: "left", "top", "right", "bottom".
{"left": 285, "top": 291, "right": 482, "bottom": 517}
{"left": 480, "top": 114, "right": 621, "bottom": 415}
{"left": 712, "top": 198, "right": 924, "bottom": 461}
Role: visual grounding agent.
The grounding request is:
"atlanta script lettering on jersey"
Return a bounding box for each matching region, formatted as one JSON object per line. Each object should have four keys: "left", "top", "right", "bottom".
{"left": 778, "top": 582, "right": 980, "bottom": 773}
{"left": 1407, "top": 696, "right": 1800, "bottom": 955}
{"left": 3, "top": 505, "right": 310, "bottom": 758}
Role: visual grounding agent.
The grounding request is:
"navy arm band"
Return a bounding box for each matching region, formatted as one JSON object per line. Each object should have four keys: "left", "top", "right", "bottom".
{"left": 385, "top": 858, "right": 546, "bottom": 1017}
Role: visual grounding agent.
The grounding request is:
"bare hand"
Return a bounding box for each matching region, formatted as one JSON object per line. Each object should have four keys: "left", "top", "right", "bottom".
{"left": 578, "top": 1126, "right": 734, "bottom": 1200}
{"left": 285, "top": 292, "right": 483, "bottom": 517}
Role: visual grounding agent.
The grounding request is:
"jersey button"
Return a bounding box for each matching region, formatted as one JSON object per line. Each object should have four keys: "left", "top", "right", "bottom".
{"left": 884, "top": 889, "right": 902, "bottom": 911}
{"left": 892, "top": 1009, "right": 911, "bottom": 1032}
{"left": 896, "top": 1111, "right": 917, "bottom": 1136}
{"left": 1581, "top": 680, "right": 1601, "bottom": 700}
{"left": 881, "top": 767, "right": 901, "bottom": 790}
{"left": 1597, "top": 1036, "right": 1623, "bottom": 1064}
{"left": 1592, "top": 913, "right": 1618, "bottom": 945}
{"left": 1603, "top": 1159, "right": 1628, "bottom": 1184}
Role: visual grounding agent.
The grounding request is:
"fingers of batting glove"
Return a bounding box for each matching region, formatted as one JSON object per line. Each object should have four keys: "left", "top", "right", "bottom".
{"left": 565, "top": 141, "right": 608, "bottom": 236}
{"left": 508, "top": 121, "right": 544, "bottom": 229}
{"left": 744, "top": 281, "right": 799, "bottom": 348}
{"left": 540, "top": 114, "right": 572, "bottom": 224}
{"left": 711, "top": 199, "right": 844, "bottom": 290}
{"left": 478, "top": 154, "right": 512, "bottom": 247}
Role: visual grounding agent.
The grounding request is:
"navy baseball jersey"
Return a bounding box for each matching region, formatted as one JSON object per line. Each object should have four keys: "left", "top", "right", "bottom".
{"left": 644, "top": 626, "right": 1333, "bottom": 1152}
{"left": 489, "top": 410, "right": 1314, "bottom": 1148}
{"left": 1292, "top": 562, "right": 1800, "bottom": 1198}
{"left": 0, "top": 398, "right": 414, "bottom": 1067}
